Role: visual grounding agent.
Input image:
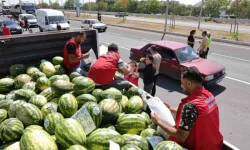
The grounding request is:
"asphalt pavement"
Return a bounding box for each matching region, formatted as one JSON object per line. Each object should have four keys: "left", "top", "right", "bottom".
{"left": 3, "top": 18, "right": 250, "bottom": 149}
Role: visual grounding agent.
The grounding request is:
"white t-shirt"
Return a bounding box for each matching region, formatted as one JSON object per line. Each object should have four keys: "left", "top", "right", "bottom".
{"left": 153, "top": 53, "right": 162, "bottom": 75}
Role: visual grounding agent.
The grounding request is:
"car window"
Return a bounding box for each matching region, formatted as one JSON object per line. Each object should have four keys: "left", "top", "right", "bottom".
{"left": 87, "top": 20, "right": 90, "bottom": 24}
{"left": 83, "top": 20, "right": 87, "bottom": 24}
{"left": 161, "top": 48, "right": 175, "bottom": 60}
{"left": 175, "top": 46, "right": 199, "bottom": 63}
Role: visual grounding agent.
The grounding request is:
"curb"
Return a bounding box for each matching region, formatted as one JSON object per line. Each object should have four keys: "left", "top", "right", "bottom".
{"left": 69, "top": 18, "right": 250, "bottom": 47}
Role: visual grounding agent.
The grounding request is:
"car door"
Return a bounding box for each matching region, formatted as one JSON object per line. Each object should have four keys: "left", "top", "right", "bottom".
{"left": 82, "top": 20, "right": 88, "bottom": 29}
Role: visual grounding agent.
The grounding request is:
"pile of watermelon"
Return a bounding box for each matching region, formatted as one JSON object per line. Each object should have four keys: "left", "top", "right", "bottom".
{"left": 0, "top": 56, "right": 184, "bottom": 150}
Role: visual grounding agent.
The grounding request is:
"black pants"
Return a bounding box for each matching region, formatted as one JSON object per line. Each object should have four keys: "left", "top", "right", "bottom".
{"left": 199, "top": 51, "right": 206, "bottom": 59}
{"left": 151, "top": 74, "right": 159, "bottom": 96}
{"left": 205, "top": 48, "right": 210, "bottom": 58}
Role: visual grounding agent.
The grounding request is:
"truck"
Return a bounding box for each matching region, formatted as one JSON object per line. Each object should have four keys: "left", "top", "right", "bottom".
{"left": 0, "top": 2, "right": 11, "bottom": 15}
{"left": 10, "top": 0, "right": 37, "bottom": 17}
{"left": 0, "top": 30, "right": 239, "bottom": 150}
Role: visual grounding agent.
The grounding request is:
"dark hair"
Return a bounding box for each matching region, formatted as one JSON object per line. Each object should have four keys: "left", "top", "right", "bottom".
{"left": 190, "top": 30, "right": 196, "bottom": 35}
{"left": 182, "top": 67, "right": 203, "bottom": 84}
{"left": 76, "top": 31, "right": 86, "bottom": 37}
{"left": 150, "top": 45, "right": 157, "bottom": 52}
{"left": 130, "top": 60, "right": 137, "bottom": 67}
{"left": 146, "top": 54, "right": 154, "bottom": 62}
{"left": 108, "top": 43, "right": 118, "bottom": 52}
{"left": 202, "top": 31, "right": 207, "bottom": 35}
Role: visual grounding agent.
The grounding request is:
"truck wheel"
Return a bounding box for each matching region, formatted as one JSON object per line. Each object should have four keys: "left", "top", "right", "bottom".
{"left": 39, "top": 26, "right": 43, "bottom": 32}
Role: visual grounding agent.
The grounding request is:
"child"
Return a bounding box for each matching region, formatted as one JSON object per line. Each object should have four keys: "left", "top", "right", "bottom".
{"left": 124, "top": 61, "right": 139, "bottom": 86}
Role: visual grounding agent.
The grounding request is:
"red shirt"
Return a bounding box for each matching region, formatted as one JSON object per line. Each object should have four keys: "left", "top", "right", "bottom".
{"left": 2, "top": 26, "right": 11, "bottom": 36}
{"left": 88, "top": 51, "right": 120, "bottom": 85}
{"left": 169, "top": 87, "right": 223, "bottom": 150}
{"left": 124, "top": 70, "right": 139, "bottom": 86}
{"left": 63, "top": 37, "right": 82, "bottom": 71}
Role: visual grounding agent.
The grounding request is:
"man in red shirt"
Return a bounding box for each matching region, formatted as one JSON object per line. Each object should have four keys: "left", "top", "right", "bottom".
{"left": 2, "top": 24, "right": 11, "bottom": 36}
{"left": 63, "top": 31, "right": 89, "bottom": 76}
{"left": 151, "top": 67, "right": 223, "bottom": 150}
{"left": 88, "top": 43, "right": 131, "bottom": 89}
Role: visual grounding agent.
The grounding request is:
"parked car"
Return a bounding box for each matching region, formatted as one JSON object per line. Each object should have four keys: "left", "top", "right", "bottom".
{"left": 115, "top": 12, "right": 128, "bottom": 17}
{"left": 0, "top": 20, "right": 22, "bottom": 35}
{"left": 19, "top": 14, "right": 38, "bottom": 27}
{"left": 130, "top": 41, "right": 226, "bottom": 86}
{"left": 81, "top": 19, "right": 107, "bottom": 32}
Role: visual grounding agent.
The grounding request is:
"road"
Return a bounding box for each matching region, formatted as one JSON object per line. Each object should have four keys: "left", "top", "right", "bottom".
{"left": 7, "top": 18, "right": 250, "bottom": 149}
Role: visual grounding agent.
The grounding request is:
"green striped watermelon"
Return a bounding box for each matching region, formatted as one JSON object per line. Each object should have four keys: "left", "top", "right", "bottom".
{"left": 67, "top": 145, "right": 88, "bottom": 150}
{"left": 140, "top": 128, "right": 160, "bottom": 138}
{"left": 102, "top": 88, "right": 122, "bottom": 102}
{"left": 55, "top": 118, "right": 86, "bottom": 149}
{"left": 8, "top": 100, "right": 26, "bottom": 118}
{"left": 52, "top": 80, "right": 74, "bottom": 97}
{"left": 87, "top": 128, "right": 124, "bottom": 150}
{"left": 50, "top": 98, "right": 59, "bottom": 104}
{"left": 44, "top": 112, "right": 64, "bottom": 135}
{"left": 92, "top": 89, "right": 103, "bottom": 103}
{"left": 154, "top": 141, "right": 183, "bottom": 150}
{"left": 116, "top": 114, "right": 148, "bottom": 134}
{"left": 125, "top": 96, "right": 143, "bottom": 114}
{"left": 26, "top": 66, "right": 40, "bottom": 76}
{"left": 141, "top": 112, "right": 152, "bottom": 125}
{"left": 20, "top": 128, "right": 57, "bottom": 150}
{"left": 24, "top": 125, "right": 43, "bottom": 132}
{"left": 71, "top": 76, "right": 85, "bottom": 84}
{"left": 15, "top": 89, "right": 36, "bottom": 102}
{"left": 0, "top": 141, "right": 20, "bottom": 150}
{"left": 55, "top": 65, "right": 66, "bottom": 75}
{"left": 69, "top": 72, "right": 82, "bottom": 81}
{"left": 121, "top": 144, "right": 141, "bottom": 150}
{"left": 120, "top": 95, "right": 129, "bottom": 110}
{"left": 122, "top": 134, "right": 149, "bottom": 150}
{"left": 73, "top": 77, "right": 95, "bottom": 96}
{"left": 31, "top": 71, "right": 46, "bottom": 82}
{"left": 40, "top": 61, "right": 56, "bottom": 78}
{"left": 83, "top": 102, "right": 102, "bottom": 128}
{"left": 36, "top": 77, "right": 50, "bottom": 91}
{"left": 58, "top": 94, "right": 78, "bottom": 118}
{"left": 22, "top": 81, "right": 37, "bottom": 92}
{"left": 99, "top": 99, "right": 122, "bottom": 125}
{"left": 5, "top": 90, "right": 18, "bottom": 100}
{"left": 76, "top": 94, "right": 97, "bottom": 108}
{"left": 100, "top": 124, "right": 116, "bottom": 131}
{"left": 126, "top": 87, "right": 141, "bottom": 98}
{"left": 41, "top": 102, "right": 58, "bottom": 117}
{"left": 29, "top": 95, "right": 47, "bottom": 109}
{"left": 49, "top": 75, "right": 70, "bottom": 84}
{"left": 52, "top": 56, "right": 64, "bottom": 65}
{"left": 0, "top": 78, "right": 14, "bottom": 93}
{"left": 16, "top": 103, "right": 43, "bottom": 127}
{"left": 14, "top": 74, "right": 31, "bottom": 89}
{"left": 0, "top": 94, "right": 5, "bottom": 100}
{"left": 0, "top": 109, "right": 7, "bottom": 124}
{"left": 0, "top": 118, "right": 24, "bottom": 142}
{"left": 0, "top": 99, "right": 14, "bottom": 110}
{"left": 40, "top": 87, "right": 55, "bottom": 101}
{"left": 9, "top": 64, "right": 27, "bottom": 77}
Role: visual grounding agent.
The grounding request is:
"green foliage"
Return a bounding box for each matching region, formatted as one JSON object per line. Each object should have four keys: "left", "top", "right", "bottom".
{"left": 82, "top": 2, "right": 97, "bottom": 11}
{"left": 226, "top": 0, "right": 250, "bottom": 19}
{"left": 50, "top": 2, "right": 60, "bottom": 9}
{"left": 64, "top": 0, "right": 75, "bottom": 10}
{"left": 38, "top": 2, "right": 49, "bottom": 8}
{"left": 96, "top": 2, "right": 108, "bottom": 11}
{"left": 204, "top": 0, "right": 230, "bottom": 17}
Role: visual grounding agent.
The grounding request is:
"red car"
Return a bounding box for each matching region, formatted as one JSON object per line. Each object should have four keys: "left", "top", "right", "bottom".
{"left": 130, "top": 41, "right": 226, "bottom": 86}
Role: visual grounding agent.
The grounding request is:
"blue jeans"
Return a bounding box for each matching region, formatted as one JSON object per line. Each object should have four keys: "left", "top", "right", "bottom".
{"left": 71, "top": 60, "right": 88, "bottom": 76}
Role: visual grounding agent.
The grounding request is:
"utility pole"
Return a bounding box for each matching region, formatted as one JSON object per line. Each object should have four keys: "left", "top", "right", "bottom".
{"left": 161, "top": 0, "right": 169, "bottom": 40}
{"left": 234, "top": 0, "right": 240, "bottom": 34}
{"left": 198, "top": 0, "right": 204, "bottom": 29}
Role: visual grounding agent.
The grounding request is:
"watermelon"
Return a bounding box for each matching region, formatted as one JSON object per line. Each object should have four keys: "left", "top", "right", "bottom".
{"left": 99, "top": 99, "right": 122, "bottom": 124}
{"left": 87, "top": 128, "right": 124, "bottom": 150}
{"left": 14, "top": 74, "right": 31, "bottom": 89}
{"left": 5, "top": 90, "right": 18, "bottom": 100}
{"left": 15, "top": 89, "right": 36, "bottom": 102}
{"left": 20, "top": 128, "right": 57, "bottom": 150}
{"left": 55, "top": 65, "right": 66, "bottom": 75}
{"left": 36, "top": 77, "right": 50, "bottom": 91}
{"left": 44, "top": 112, "right": 64, "bottom": 135}
{"left": 40, "top": 61, "right": 56, "bottom": 78}
{"left": 141, "top": 112, "right": 152, "bottom": 125}
{"left": 73, "top": 77, "right": 95, "bottom": 96}
{"left": 76, "top": 94, "right": 97, "bottom": 108}
{"left": 69, "top": 72, "right": 82, "bottom": 81}
{"left": 92, "top": 89, "right": 103, "bottom": 103}
{"left": 58, "top": 94, "right": 78, "bottom": 118}
{"left": 121, "top": 144, "right": 141, "bottom": 150}
{"left": 0, "top": 78, "right": 14, "bottom": 93}
{"left": 140, "top": 128, "right": 160, "bottom": 138}
{"left": 125, "top": 96, "right": 143, "bottom": 114}
{"left": 55, "top": 118, "right": 86, "bottom": 149}
{"left": 116, "top": 114, "right": 148, "bottom": 134}
{"left": 52, "top": 56, "right": 64, "bottom": 65}
{"left": 24, "top": 125, "right": 43, "bottom": 132}
{"left": 154, "top": 141, "right": 183, "bottom": 150}
{"left": 8, "top": 100, "right": 26, "bottom": 118}
{"left": 83, "top": 102, "right": 102, "bottom": 128}
{"left": 29, "top": 95, "right": 47, "bottom": 109}
{"left": 120, "top": 95, "right": 129, "bottom": 110}
{"left": 40, "top": 87, "right": 55, "bottom": 101}
{"left": 122, "top": 134, "right": 149, "bottom": 150}
{"left": 51, "top": 98, "right": 59, "bottom": 104}
{"left": 31, "top": 71, "right": 46, "bottom": 81}
{"left": 0, "top": 109, "right": 7, "bottom": 124}
{"left": 41, "top": 102, "right": 58, "bottom": 117}
{"left": 51, "top": 80, "right": 74, "bottom": 97}
{"left": 49, "top": 75, "right": 70, "bottom": 84}
{"left": 9, "top": 64, "right": 27, "bottom": 77}
{"left": 72, "top": 76, "right": 85, "bottom": 84}
{"left": 0, "top": 118, "right": 24, "bottom": 142}
{"left": 0, "top": 141, "right": 20, "bottom": 150}
{"left": 16, "top": 103, "right": 43, "bottom": 127}
{"left": 100, "top": 124, "right": 116, "bottom": 131}
{"left": 0, "top": 99, "right": 14, "bottom": 110}
{"left": 102, "top": 88, "right": 122, "bottom": 102}
{"left": 67, "top": 145, "right": 87, "bottom": 150}
{"left": 0, "top": 94, "right": 5, "bottom": 100}
{"left": 22, "top": 81, "right": 37, "bottom": 91}
{"left": 126, "top": 87, "right": 141, "bottom": 98}
{"left": 26, "top": 66, "right": 40, "bottom": 76}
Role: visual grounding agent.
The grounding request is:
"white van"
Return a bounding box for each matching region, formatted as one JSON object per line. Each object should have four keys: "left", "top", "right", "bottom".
{"left": 35, "top": 9, "right": 70, "bottom": 32}
{"left": 19, "top": 14, "right": 38, "bottom": 27}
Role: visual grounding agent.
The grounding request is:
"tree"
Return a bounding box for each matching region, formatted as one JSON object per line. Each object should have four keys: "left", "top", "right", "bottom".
{"left": 227, "top": 0, "right": 250, "bottom": 19}
{"left": 137, "top": 2, "right": 147, "bottom": 13}
{"left": 126, "top": 0, "right": 138, "bottom": 13}
{"left": 203, "top": 0, "right": 230, "bottom": 17}
{"left": 191, "top": 6, "right": 201, "bottom": 17}
{"left": 96, "top": 2, "right": 108, "bottom": 11}
{"left": 38, "top": 2, "right": 49, "bottom": 8}
{"left": 64, "top": 0, "right": 75, "bottom": 10}
{"left": 111, "top": 0, "right": 122, "bottom": 12}
{"left": 50, "top": 2, "right": 60, "bottom": 9}
{"left": 145, "top": 0, "right": 162, "bottom": 14}
{"left": 82, "top": 2, "right": 97, "bottom": 11}
{"left": 121, "top": 0, "right": 128, "bottom": 12}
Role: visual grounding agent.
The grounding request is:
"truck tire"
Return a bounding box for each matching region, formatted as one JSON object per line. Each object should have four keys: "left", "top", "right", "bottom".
{"left": 39, "top": 26, "right": 43, "bottom": 32}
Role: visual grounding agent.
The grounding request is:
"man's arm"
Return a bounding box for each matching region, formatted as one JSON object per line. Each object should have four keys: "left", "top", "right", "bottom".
{"left": 67, "top": 43, "right": 86, "bottom": 64}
